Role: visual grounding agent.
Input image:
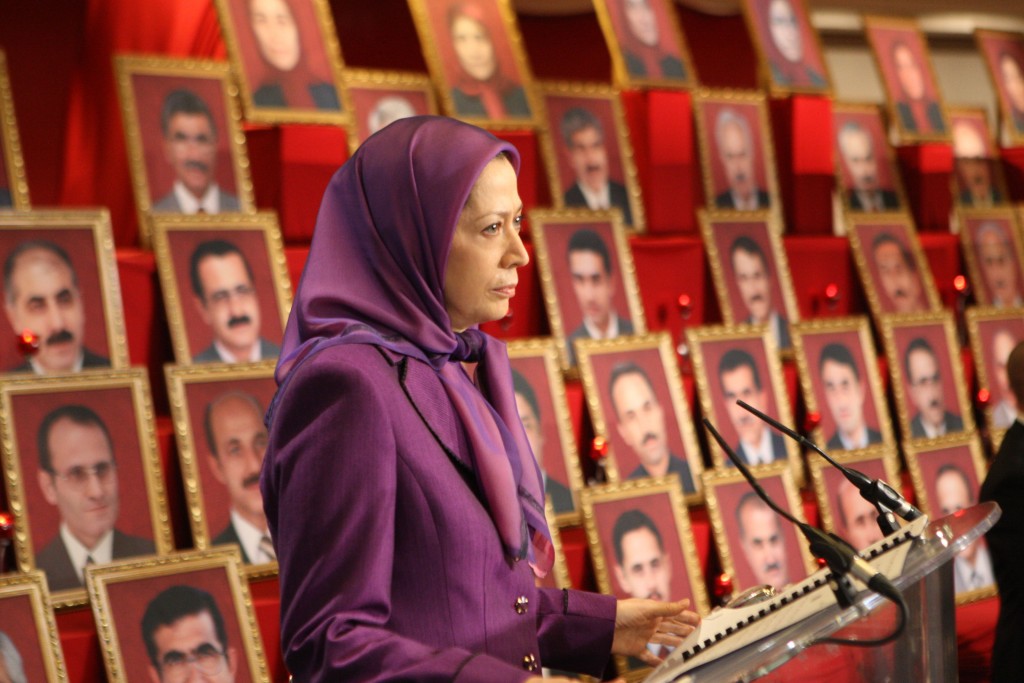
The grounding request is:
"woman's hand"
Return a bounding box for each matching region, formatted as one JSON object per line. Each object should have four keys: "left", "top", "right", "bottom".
{"left": 611, "top": 598, "right": 701, "bottom": 668}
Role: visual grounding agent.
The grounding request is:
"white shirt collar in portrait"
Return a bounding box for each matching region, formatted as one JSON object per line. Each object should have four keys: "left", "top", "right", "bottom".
{"left": 230, "top": 509, "right": 274, "bottom": 564}
{"left": 953, "top": 543, "right": 994, "bottom": 592}
{"left": 61, "top": 523, "right": 114, "bottom": 583}
{"left": 837, "top": 424, "right": 869, "bottom": 451}
{"left": 575, "top": 181, "right": 611, "bottom": 211}
{"left": 29, "top": 349, "right": 85, "bottom": 375}
{"left": 212, "top": 338, "right": 263, "bottom": 364}
{"left": 741, "top": 426, "right": 775, "bottom": 465}
{"left": 728, "top": 189, "right": 761, "bottom": 211}
{"left": 172, "top": 180, "right": 222, "bottom": 214}
{"left": 920, "top": 415, "right": 947, "bottom": 439}
{"left": 582, "top": 312, "right": 621, "bottom": 341}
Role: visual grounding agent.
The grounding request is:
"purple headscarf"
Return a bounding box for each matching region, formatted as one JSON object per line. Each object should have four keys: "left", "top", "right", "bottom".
{"left": 275, "top": 116, "right": 553, "bottom": 575}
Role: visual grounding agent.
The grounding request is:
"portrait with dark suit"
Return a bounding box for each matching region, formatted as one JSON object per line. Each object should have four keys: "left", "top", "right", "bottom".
{"left": 593, "top": 0, "right": 696, "bottom": 89}
{"left": 343, "top": 69, "right": 438, "bottom": 152}
{"left": 950, "top": 109, "right": 1008, "bottom": 209}
{"left": 0, "top": 372, "right": 170, "bottom": 598}
{"left": 742, "top": 0, "right": 830, "bottom": 94}
{"left": 809, "top": 452, "right": 900, "bottom": 551}
{"left": 832, "top": 105, "right": 905, "bottom": 213}
{"left": 976, "top": 29, "right": 1024, "bottom": 146}
{"left": 965, "top": 308, "right": 1024, "bottom": 446}
{"left": 0, "top": 50, "right": 30, "bottom": 211}
{"left": 960, "top": 211, "right": 1024, "bottom": 309}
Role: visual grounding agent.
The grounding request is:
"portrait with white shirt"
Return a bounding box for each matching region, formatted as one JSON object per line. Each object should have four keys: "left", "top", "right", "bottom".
{"left": 0, "top": 369, "right": 172, "bottom": 603}
{"left": 960, "top": 209, "right": 1024, "bottom": 309}
{"left": 966, "top": 306, "right": 1024, "bottom": 448}
{"left": 152, "top": 214, "right": 292, "bottom": 367}
{"left": 831, "top": 103, "right": 906, "bottom": 215}
{"left": 114, "top": 55, "right": 255, "bottom": 246}
{"left": 808, "top": 449, "right": 901, "bottom": 551}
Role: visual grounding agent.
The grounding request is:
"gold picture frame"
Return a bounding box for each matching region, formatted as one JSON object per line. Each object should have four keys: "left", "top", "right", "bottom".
{"left": 0, "top": 49, "right": 30, "bottom": 210}
{"left": 831, "top": 102, "right": 907, "bottom": 215}
{"left": 342, "top": 68, "right": 439, "bottom": 153}
{"left": 948, "top": 106, "right": 1010, "bottom": 209}
{"left": 958, "top": 207, "right": 1024, "bottom": 308}
{"left": 974, "top": 29, "right": 1024, "bottom": 147}
{"left": 739, "top": 0, "right": 832, "bottom": 96}
{"left": 0, "top": 571, "right": 68, "bottom": 681}
{"left": 591, "top": 0, "right": 697, "bottom": 90}
{"left": 965, "top": 305, "right": 1024, "bottom": 446}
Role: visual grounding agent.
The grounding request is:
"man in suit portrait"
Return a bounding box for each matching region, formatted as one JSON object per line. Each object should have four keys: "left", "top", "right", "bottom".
{"left": 736, "top": 492, "right": 790, "bottom": 590}
{"left": 33, "top": 404, "right": 154, "bottom": 591}
{"left": 204, "top": 390, "right": 275, "bottom": 564}
{"left": 714, "top": 108, "right": 770, "bottom": 210}
{"left": 765, "top": 0, "right": 826, "bottom": 88}
{"left": 905, "top": 337, "right": 963, "bottom": 438}
{"left": 981, "top": 340, "right": 1024, "bottom": 682}
{"left": 834, "top": 480, "right": 884, "bottom": 551}
{"left": 153, "top": 89, "right": 240, "bottom": 214}
{"left": 729, "top": 235, "right": 791, "bottom": 350}
{"left": 975, "top": 221, "right": 1023, "bottom": 307}
{"left": 3, "top": 240, "right": 110, "bottom": 374}
{"left": 718, "top": 348, "right": 787, "bottom": 466}
{"left": 891, "top": 40, "right": 945, "bottom": 134}
{"left": 367, "top": 95, "right": 417, "bottom": 136}
{"left": 609, "top": 362, "right": 694, "bottom": 494}
{"left": 142, "top": 585, "right": 238, "bottom": 683}
{"left": 560, "top": 107, "right": 633, "bottom": 226}
{"left": 511, "top": 369, "right": 574, "bottom": 514}
{"left": 1000, "top": 51, "right": 1024, "bottom": 135}
{"left": 565, "top": 229, "right": 633, "bottom": 364}
{"left": 953, "top": 120, "right": 1003, "bottom": 207}
{"left": 871, "top": 232, "right": 927, "bottom": 313}
{"left": 190, "top": 240, "right": 280, "bottom": 363}
{"left": 0, "top": 631, "right": 26, "bottom": 683}
{"left": 837, "top": 121, "right": 900, "bottom": 212}
{"left": 819, "top": 342, "right": 882, "bottom": 451}
{"left": 991, "top": 329, "right": 1020, "bottom": 429}
{"left": 935, "top": 464, "right": 994, "bottom": 593}
{"left": 618, "top": 0, "right": 686, "bottom": 80}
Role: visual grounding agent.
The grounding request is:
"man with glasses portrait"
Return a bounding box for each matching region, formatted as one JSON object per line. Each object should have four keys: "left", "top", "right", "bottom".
{"left": 142, "top": 585, "right": 237, "bottom": 683}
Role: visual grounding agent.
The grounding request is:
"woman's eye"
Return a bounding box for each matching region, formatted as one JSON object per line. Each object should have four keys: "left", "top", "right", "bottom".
{"left": 483, "top": 223, "right": 500, "bottom": 234}
{"left": 513, "top": 215, "right": 524, "bottom": 232}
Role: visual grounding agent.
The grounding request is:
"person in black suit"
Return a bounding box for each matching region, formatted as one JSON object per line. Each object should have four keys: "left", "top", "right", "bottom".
{"left": 3, "top": 240, "right": 110, "bottom": 374}
{"left": 565, "top": 229, "right": 634, "bottom": 365}
{"left": 891, "top": 41, "right": 945, "bottom": 134}
{"left": 837, "top": 121, "right": 901, "bottom": 212}
{"left": 904, "top": 337, "right": 963, "bottom": 439}
{"left": 511, "top": 370, "right": 574, "bottom": 515}
{"left": 560, "top": 107, "right": 633, "bottom": 226}
{"left": 980, "top": 340, "right": 1024, "bottom": 682}
{"left": 718, "top": 348, "right": 787, "bottom": 466}
{"left": 729, "top": 235, "right": 791, "bottom": 350}
{"left": 764, "top": 0, "right": 827, "bottom": 89}
{"left": 204, "top": 390, "right": 275, "bottom": 564}
{"left": 818, "top": 343, "right": 882, "bottom": 451}
{"left": 713, "top": 109, "right": 770, "bottom": 210}
{"left": 618, "top": 0, "right": 688, "bottom": 81}
{"left": 34, "top": 405, "right": 154, "bottom": 591}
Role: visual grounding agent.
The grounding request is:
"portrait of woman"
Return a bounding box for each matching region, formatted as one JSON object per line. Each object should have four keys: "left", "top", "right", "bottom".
{"left": 594, "top": 0, "right": 695, "bottom": 88}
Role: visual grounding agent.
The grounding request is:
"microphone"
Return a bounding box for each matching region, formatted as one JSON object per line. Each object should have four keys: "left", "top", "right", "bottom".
{"left": 736, "top": 400, "right": 923, "bottom": 523}
{"left": 702, "top": 418, "right": 903, "bottom": 607}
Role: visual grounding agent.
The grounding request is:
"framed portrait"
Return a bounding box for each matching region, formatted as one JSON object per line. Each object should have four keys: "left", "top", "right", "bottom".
{"left": 846, "top": 212, "right": 942, "bottom": 322}
{"left": 113, "top": 55, "right": 255, "bottom": 247}
{"left": 904, "top": 435, "right": 996, "bottom": 604}
{"left": 685, "top": 323, "right": 801, "bottom": 483}
{"left": 740, "top": 0, "right": 831, "bottom": 95}
{"left": 949, "top": 107, "right": 1009, "bottom": 208}
{"left": 151, "top": 213, "right": 292, "bottom": 366}
{"left": 165, "top": 361, "right": 278, "bottom": 571}
{"left": 879, "top": 311, "right": 975, "bottom": 445}
{"left": 702, "top": 463, "right": 816, "bottom": 593}
{"left": 85, "top": 548, "right": 270, "bottom": 683}
{"left": 529, "top": 208, "right": 646, "bottom": 371}
{"left": 965, "top": 305, "right": 1024, "bottom": 445}
{"left": 0, "top": 369, "right": 172, "bottom": 607}
{"left": 791, "top": 315, "right": 894, "bottom": 455}
{"left": 536, "top": 80, "right": 645, "bottom": 231}
{"left": 213, "top": 0, "right": 349, "bottom": 124}
{"left": 575, "top": 332, "right": 704, "bottom": 502}
{"left": 506, "top": 337, "right": 586, "bottom": 523}
{"left": 832, "top": 103, "right": 906, "bottom": 215}
{"left": 863, "top": 16, "right": 950, "bottom": 143}
{"left": 0, "top": 572, "right": 68, "bottom": 681}
{"left": 579, "top": 477, "right": 709, "bottom": 678}
{"left": 974, "top": 29, "right": 1024, "bottom": 146}
{"left": 0, "top": 210, "right": 130, "bottom": 375}
{"left": 407, "top": 0, "right": 538, "bottom": 128}
{"left": 807, "top": 449, "right": 901, "bottom": 552}
{"left": 0, "top": 49, "right": 30, "bottom": 210}
{"left": 693, "top": 89, "right": 779, "bottom": 213}
{"left": 535, "top": 499, "right": 573, "bottom": 590}
{"left": 958, "top": 207, "right": 1024, "bottom": 308}
{"left": 591, "top": 0, "right": 696, "bottom": 90}
{"left": 698, "top": 209, "right": 799, "bottom": 352}
{"left": 342, "top": 69, "right": 439, "bottom": 152}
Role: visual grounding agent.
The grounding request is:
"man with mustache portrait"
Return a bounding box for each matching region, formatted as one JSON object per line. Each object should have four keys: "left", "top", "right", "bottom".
{"left": 837, "top": 121, "right": 900, "bottom": 212}
{"left": 729, "top": 235, "right": 791, "bottom": 350}
{"left": 871, "top": 232, "right": 927, "bottom": 313}
{"left": 3, "top": 240, "right": 110, "bottom": 374}
{"left": 153, "top": 89, "right": 240, "bottom": 214}
{"left": 718, "top": 348, "right": 787, "bottom": 466}
{"left": 560, "top": 107, "right": 633, "bottom": 226}
{"left": 714, "top": 108, "right": 770, "bottom": 210}
{"left": 736, "top": 492, "right": 790, "bottom": 590}
{"left": 190, "top": 240, "right": 280, "bottom": 364}
{"left": 905, "top": 337, "right": 963, "bottom": 438}
{"left": 204, "top": 390, "right": 275, "bottom": 564}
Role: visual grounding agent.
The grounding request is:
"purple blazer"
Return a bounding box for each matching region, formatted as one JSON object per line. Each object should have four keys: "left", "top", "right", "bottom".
{"left": 262, "top": 343, "right": 616, "bottom": 681}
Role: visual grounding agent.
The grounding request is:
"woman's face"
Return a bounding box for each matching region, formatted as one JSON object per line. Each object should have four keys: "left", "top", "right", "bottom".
{"left": 444, "top": 157, "right": 527, "bottom": 332}
{"left": 250, "top": 0, "right": 301, "bottom": 72}
{"left": 451, "top": 15, "right": 496, "bottom": 82}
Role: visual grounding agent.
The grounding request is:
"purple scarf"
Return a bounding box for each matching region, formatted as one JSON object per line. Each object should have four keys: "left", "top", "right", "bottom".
{"left": 275, "top": 116, "right": 553, "bottom": 575}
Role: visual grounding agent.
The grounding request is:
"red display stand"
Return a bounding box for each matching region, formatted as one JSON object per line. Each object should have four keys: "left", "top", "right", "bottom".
{"left": 770, "top": 96, "right": 836, "bottom": 235}
{"left": 1000, "top": 146, "right": 1024, "bottom": 203}
{"left": 896, "top": 143, "right": 954, "bottom": 233}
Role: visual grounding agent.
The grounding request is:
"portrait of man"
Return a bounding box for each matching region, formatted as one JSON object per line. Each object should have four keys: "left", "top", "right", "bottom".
{"left": 718, "top": 348, "right": 787, "bottom": 465}
{"left": 367, "top": 95, "right": 417, "bottom": 135}
{"left": 999, "top": 50, "right": 1024, "bottom": 134}
{"left": 952, "top": 119, "right": 1003, "bottom": 207}
{"left": 735, "top": 492, "right": 789, "bottom": 590}
{"left": 511, "top": 369, "right": 574, "bottom": 514}
{"left": 819, "top": 342, "right": 882, "bottom": 451}
{"left": 142, "top": 585, "right": 237, "bottom": 683}
{"left": 613, "top": 0, "right": 687, "bottom": 80}
{"left": 834, "top": 480, "right": 884, "bottom": 551}
{"left": 757, "top": 0, "right": 827, "bottom": 89}
{"left": 565, "top": 228, "right": 634, "bottom": 364}
{"left": 889, "top": 39, "right": 945, "bottom": 135}
{"left": 3, "top": 240, "right": 110, "bottom": 374}
{"left": 0, "top": 632, "right": 26, "bottom": 683}
{"left": 612, "top": 508, "right": 672, "bottom": 602}
{"left": 608, "top": 362, "right": 694, "bottom": 494}
{"left": 153, "top": 89, "right": 240, "bottom": 215}
{"left": 34, "top": 404, "right": 155, "bottom": 591}
{"left": 934, "top": 463, "right": 994, "bottom": 593}
{"left": 971, "top": 220, "right": 1023, "bottom": 307}
{"left": 837, "top": 121, "right": 900, "bottom": 212}
{"left": 990, "top": 328, "right": 1020, "bottom": 429}
{"left": 203, "top": 391, "right": 275, "bottom": 564}
{"left": 713, "top": 108, "right": 770, "bottom": 210}
{"left": 559, "top": 107, "right": 633, "bottom": 226}
{"left": 905, "top": 337, "right": 964, "bottom": 439}
{"left": 190, "top": 240, "right": 280, "bottom": 363}
{"left": 729, "top": 235, "right": 791, "bottom": 349}
{"left": 870, "top": 231, "right": 927, "bottom": 313}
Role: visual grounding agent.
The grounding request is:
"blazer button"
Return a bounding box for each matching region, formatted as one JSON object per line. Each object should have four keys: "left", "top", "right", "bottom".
{"left": 522, "top": 653, "right": 539, "bottom": 671}
{"left": 514, "top": 595, "right": 529, "bottom": 614}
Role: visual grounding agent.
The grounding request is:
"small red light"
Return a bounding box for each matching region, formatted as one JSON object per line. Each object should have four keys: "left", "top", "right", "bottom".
{"left": 677, "top": 293, "right": 691, "bottom": 309}
{"left": 0, "top": 511, "right": 13, "bottom": 536}
{"left": 590, "top": 436, "right": 609, "bottom": 461}
{"left": 804, "top": 411, "right": 821, "bottom": 431}
{"left": 977, "top": 388, "right": 991, "bottom": 406}
{"left": 953, "top": 275, "right": 968, "bottom": 293}
{"left": 824, "top": 283, "right": 840, "bottom": 301}
{"left": 16, "top": 330, "right": 40, "bottom": 356}
{"left": 713, "top": 573, "right": 733, "bottom": 601}
{"left": 816, "top": 556, "right": 828, "bottom": 568}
